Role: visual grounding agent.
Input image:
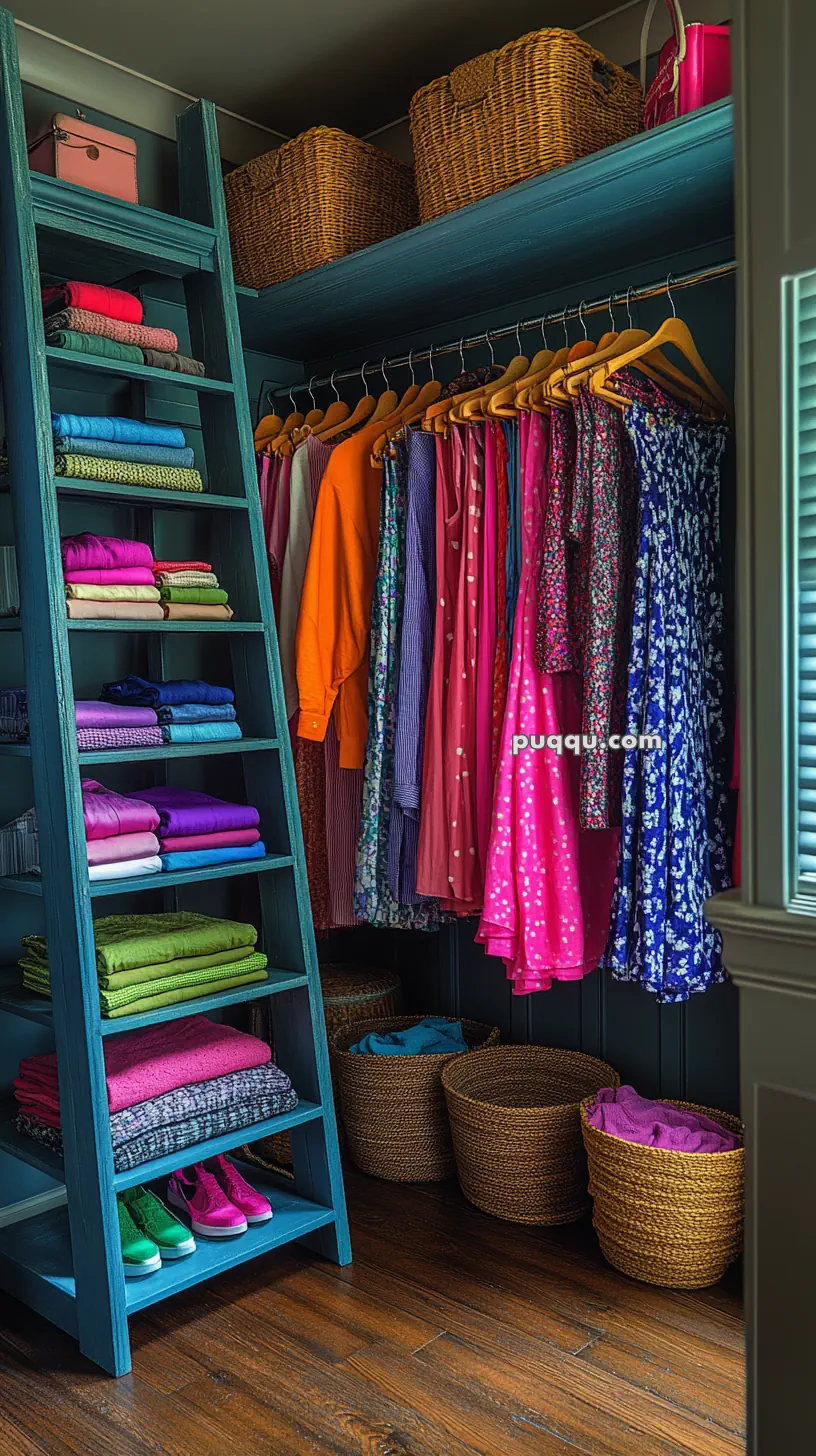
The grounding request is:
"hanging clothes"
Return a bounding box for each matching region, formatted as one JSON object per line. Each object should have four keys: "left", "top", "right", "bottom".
{"left": 477, "top": 412, "right": 619, "bottom": 994}
{"left": 602, "top": 387, "right": 731, "bottom": 1002}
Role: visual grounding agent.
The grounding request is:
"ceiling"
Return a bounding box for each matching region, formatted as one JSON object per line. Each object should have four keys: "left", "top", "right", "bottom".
{"left": 9, "top": 0, "right": 616, "bottom": 136}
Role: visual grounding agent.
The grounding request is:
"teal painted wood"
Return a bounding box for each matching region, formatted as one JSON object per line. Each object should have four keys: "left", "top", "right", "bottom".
{"left": 44, "top": 347, "right": 234, "bottom": 392}
{"left": 0, "top": 737, "right": 280, "bottom": 762}
{"left": 176, "top": 98, "right": 351, "bottom": 1267}
{"left": 0, "top": 853, "right": 294, "bottom": 897}
{"left": 236, "top": 101, "right": 734, "bottom": 357}
{"left": 0, "top": 5, "right": 129, "bottom": 1376}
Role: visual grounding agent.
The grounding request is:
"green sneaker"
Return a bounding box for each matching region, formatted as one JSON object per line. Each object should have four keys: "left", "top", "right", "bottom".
{"left": 117, "top": 1197, "right": 162, "bottom": 1278}
{"left": 122, "top": 1185, "right": 196, "bottom": 1260}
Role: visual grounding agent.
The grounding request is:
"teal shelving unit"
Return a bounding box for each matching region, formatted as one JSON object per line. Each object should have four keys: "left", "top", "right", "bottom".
{"left": 0, "top": 7, "right": 349, "bottom": 1376}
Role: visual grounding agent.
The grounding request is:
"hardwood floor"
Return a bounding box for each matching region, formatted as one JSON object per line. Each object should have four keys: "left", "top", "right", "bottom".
{"left": 0, "top": 1167, "right": 745, "bottom": 1455}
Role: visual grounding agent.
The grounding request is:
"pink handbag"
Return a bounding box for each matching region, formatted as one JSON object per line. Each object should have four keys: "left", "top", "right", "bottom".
{"left": 27, "top": 112, "right": 138, "bottom": 204}
{"left": 640, "top": 0, "right": 731, "bottom": 130}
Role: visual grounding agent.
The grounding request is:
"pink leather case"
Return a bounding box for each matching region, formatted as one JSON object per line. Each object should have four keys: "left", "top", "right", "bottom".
{"left": 641, "top": 1, "right": 731, "bottom": 131}
{"left": 27, "top": 113, "right": 138, "bottom": 204}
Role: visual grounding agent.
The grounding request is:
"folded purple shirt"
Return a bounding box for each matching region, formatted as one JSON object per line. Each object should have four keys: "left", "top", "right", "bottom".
{"left": 74, "top": 701, "right": 158, "bottom": 729}
{"left": 585, "top": 1086, "right": 742, "bottom": 1154}
{"left": 131, "top": 785, "right": 260, "bottom": 837}
{"left": 82, "top": 779, "right": 160, "bottom": 841}
{"left": 61, "top": 533, "right": 154, "bottom": 574}
{"left": 64, "top": 567, "right": 156, "bottom": 586}
{"left": 77, "top": 726, "right": 163, "bottom": 751}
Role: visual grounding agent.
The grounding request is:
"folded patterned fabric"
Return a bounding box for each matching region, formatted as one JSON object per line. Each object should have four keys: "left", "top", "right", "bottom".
{"left": 55, "top": 453, "right": 204, "bottom": 494}
{"left": 103, "top": 677, "right": 234, "bottom": 708}
{"left": 67, "top": 600, "right": 164, "bottom": 620}
{"left": 134, "top": 786, "right": 260, "bottom": 838}
{"left": 160, "top": 842, "right": 267, "bottom": 871}
{"left": 162, "top": 603, "right": 234, "bottom": 621}
{"left": 50, "top": 413, "right": 186, "bottom": 449}
{"left": 88, "top": 856, "right": 162, "bottom": 882}
{"left": 154, "top": 571, "right": 218, "bottom": 588}
{"left": 44, "top": 307, "right": 178, "bottom": 352}
{"left": 17, "top": 1061, "right": 296, "bottom": 1172}
{"left": 20, "top": 940, "right": 254, "bottom": 993}
{"left": 159, "top": 587, "right": 228, "bottom": 605}
{"left": 142, "top": 348, "right": 206, "bottom": 377}
{"left": 65, "top": 584, "right": 161, "bottom": 602}
{"left": 46, "top": 330, "right": 143, "bottom": 365}
{"left": 82, "top": 779, "right": 160, "bottom": 840}
{"left": 55, "top": 438, "right": 196, "bottom": 470}
{"left": 156, "top": 703, "right": 236, "bottom": 723}
{"left": 61, "top": 533, "right": 153, "bottom": 573}
{"left": 42, "top": 282, "right": 142, "bottom": 324}
{"left": 100, "top": 967, "right": 266, "bottom": 1017}
{"left": 16, "top": 1009, "right": 270, "bottom": 1113}
{"left": 76, "top": 726, "right": 164, "bottom": 751}
{"left": 74, "top": 701, "right": 158, "bottom": 729}
{"left": 160, "top": 723, "right": 241, "bottom": 745}
{"left": 22, "top": 911, "right": 257, "bottom": 979}
{"left": 0, "top": 688, "right": 28, "bottom": 743}
{"left": 160, "top": 828, "right": 260, "bottom": 853}
{"left": 64, "top": 567, "right": 157, "bottom": 585}
{"left": 86, "top": 831, "right": 160, "bottom": 866}
{"left": 152, "top": 560, "right": 212, "bottom": 574}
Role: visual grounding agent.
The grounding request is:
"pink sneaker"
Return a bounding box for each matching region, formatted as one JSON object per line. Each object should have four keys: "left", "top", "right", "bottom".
{"left": 167, "top": 1165, "right": 248, "bottom": 1238}
{"left": 204, "top": 1154, "right": 273, "bottom": 1225}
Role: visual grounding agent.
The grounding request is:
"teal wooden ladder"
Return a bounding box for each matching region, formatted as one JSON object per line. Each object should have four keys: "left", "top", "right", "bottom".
{"left": 0, "top": 6, "right": 349, "bottom": 1376}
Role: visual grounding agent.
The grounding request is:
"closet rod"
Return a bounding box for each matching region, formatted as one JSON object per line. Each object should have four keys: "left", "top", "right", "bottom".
{"left": 270, "top": 258, "right": 736, "bottom": 399}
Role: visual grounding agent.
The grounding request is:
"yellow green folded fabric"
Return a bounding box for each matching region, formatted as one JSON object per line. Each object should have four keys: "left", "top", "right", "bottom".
{"left": 64, "top": 583, "right": 161, "bottom": 602}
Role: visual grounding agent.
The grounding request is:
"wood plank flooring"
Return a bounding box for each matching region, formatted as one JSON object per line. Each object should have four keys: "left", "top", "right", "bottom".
{"left": 0, "top": 1167, "right": 745, "bottom": 1455}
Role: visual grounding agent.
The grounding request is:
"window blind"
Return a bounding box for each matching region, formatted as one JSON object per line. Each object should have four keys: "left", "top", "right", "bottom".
{"left": 796, "top": 271, "right": 816, "bottom": 880}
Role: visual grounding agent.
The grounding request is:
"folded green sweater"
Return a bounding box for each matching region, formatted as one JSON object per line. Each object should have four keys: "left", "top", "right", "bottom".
{"left": 48, "top": 329, "right": 143, "bottom": 364}
{"left": 21, "top": 910, "right": 257, "bottom": 978}
{"left": 22, "top": 950, "right": 268, "bottom": 1016}
{"left": 158, "top": 586, "right": 229, "bottom": 605}
{"left": 20, "top": 939, "right": 252, "bottom": 991}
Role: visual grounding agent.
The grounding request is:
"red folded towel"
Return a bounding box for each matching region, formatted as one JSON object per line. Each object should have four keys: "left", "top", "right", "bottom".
{"left": 41, "top": 282, "right": 142, "bottom": 325}
{"left": 152, "top": 559, "right": 213, "bottom": 574}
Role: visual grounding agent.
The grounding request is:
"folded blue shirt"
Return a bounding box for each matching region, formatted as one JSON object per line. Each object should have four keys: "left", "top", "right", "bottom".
{"left": 160, "top": 723, "right": 242, "bottom": 744}
{"left": 160, "top": 841, "right": 266, "bottom": 871}
{"left": 102, "top": 676, "right": 235, "bottom": 708}
{"left": 157, "top": 703, "right": 237, "bottom": 723}
{"left": 51, "top": 413, "right": 186, "bottom": 448}
{"left": 54, "top": 436, "right": 195, "bottom": 469}
{"left": 351, "top": 1017, "right": 467, "bottom": 1056}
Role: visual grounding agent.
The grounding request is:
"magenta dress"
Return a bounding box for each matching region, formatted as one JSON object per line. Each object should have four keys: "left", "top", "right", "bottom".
{"left": 476, "top": 412, "right": 619, "bottom": 994}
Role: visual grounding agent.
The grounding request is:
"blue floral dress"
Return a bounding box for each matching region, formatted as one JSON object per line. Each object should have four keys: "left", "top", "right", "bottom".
{"left": 603, "top": 395, "right": 731, "bottom": 1002}
{"left": 354, "top": 443, "right": 441, "bottom": 929}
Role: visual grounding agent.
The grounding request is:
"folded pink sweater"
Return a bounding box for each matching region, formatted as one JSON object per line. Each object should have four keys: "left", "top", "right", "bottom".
{"left": 64, "top": 567, "right": 156, "bottom": 585}
{"left": 86, "top": 831, "right": 160, "bottom": 866}
{"left": 44, "top": 307, "right": 178, "bottom": 353}
{"left": 61, "top": 533, "right": 154, "bottom": 573}
{"left": 16, "top": 1013, "right": 271, "bottom": 1115}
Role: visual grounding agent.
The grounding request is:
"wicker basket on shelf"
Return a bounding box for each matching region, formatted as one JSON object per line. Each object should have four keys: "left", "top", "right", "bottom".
{"left": 332, "top": 1014, "right": 500, "bottom": 1182}
{"left": 580, "top": 1095, "right": 744, "bottom": 1288}
{"left": 409, "top": 28, "right": 642, "bottom": 222}
{"left": 224, "top": 126, "right": 418, "bottom": 288}
{"left": 441, "top": 1045, "right": 620, "bottom": 1225}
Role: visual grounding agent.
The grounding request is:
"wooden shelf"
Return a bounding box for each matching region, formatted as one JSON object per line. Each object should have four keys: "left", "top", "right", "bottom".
{"left": 0, "top": 619, "right": 264, "bottom": 633}
{"left": 236, "top": 101, "right": 734, "bottom": 357}
{"left": 0, "top": 737, "right": 280, "bottom": 763}
{"left": 0, "top": 477, "right": 249, "bottom": 509}
{"left": 0, "top": 853, "right": 294, "bottom": 896}
{"left": 45, "top": 347, "right": 234, "bottom": 393}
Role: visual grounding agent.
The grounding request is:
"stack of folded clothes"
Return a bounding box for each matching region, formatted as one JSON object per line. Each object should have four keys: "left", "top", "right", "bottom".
{"left": 49, "top": 412, "right": 204, "bottom": 494}
{"left": 0, "top": 689, "right": 162, "bottom": 751}
{"left": 18, "top": 910, "right": 268, "bottom": 1018}
{"left": 0, "top": 688, "right": 27, "bottom": 743}
{"left": 27, "top": 779, "right": 161, "bottom": 882}
{"left": 62, "top": 532, "right": 163, "bottom": 621}
{"left": 42, "top": 280, "right": 205, "bottom": 377}
{"left": 131, "top": 785, "right": 265, "bottom": 871}
{"left": 101, "top": 674, "right": 242, "bottom": 745}
{"left": 153, "top": 557, "right": 233, "bottom": 622}
{"left": 14, "top": 1007, "right": 296, "bottom": 1169}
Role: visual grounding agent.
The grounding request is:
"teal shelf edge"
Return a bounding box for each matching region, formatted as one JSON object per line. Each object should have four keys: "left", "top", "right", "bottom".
{"left": 0, "top": 478, "right": 249, "bottom": 510}
{"left": 0, "top": 853, "right": 295, "bottom": 896}
{"left": 32, "top": 171, "right": 217, "bottom": 278}
{"left": 236, "top": 100, "right": 735, "bottom": 356}
{"left": 0, "top": 1171, "right": 334, "bottom": 1322}
{"left": 0, "top": 737, "right": 280, "bottom": 763}
{"left": 0, "top": 965, "right": 309, "bottom": 1035}
{"left": 45, "top": 346, "right": 234, "bottom": 393}
{"left": 0, "top": 618, "right": 265, "bottom": 633}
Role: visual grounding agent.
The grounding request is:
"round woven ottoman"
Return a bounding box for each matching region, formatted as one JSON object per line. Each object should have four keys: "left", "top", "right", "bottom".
{"left": 442, "top": 1045, "right": 620, "bottom": 1224}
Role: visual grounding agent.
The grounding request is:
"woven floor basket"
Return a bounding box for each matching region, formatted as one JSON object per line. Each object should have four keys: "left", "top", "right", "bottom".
{"left": 242, "top": 963, "right": 403, "bottom": 1170}
{"left": 409, "top": 27, "right": 642, "bottom": 223}
{"left": 224, "top": 126, "right": 418, "bottom": 289}
{"left": 332, "top": 1015, "right": 500, "bottom": 1182}
{"left": 441, "top": 1045, "right": 620, "bottom": 1225}
{"left": 580, "top": 1096, "right": 745, "bottom": 1288}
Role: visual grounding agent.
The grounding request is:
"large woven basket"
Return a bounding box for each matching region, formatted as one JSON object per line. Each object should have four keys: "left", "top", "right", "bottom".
{"left": 332, "top": 1015, "right": 500, "bottom": 1182}
{"left": 441, "top": 1045, "right": 619, "bottom": 1225}
{"left": 224, "top": 127, "right": 418, "bottom": 288}
{"left": 580, "top": 1096, "right": 744, "bottom": 1288}
{"left": 410, "top": 28, "right": 642, "bottom": 223}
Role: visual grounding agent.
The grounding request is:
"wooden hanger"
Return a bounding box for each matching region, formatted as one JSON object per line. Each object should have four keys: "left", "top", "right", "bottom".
{"left": 514, "top": 310, "right": 576, "bottom": 414}
{"left": 372, "top": 377, "right": 444, "bottom": 463}
{"left": 368, "top": 358, "right": 399, "bottom": 425}
{"left": 591, "top": 286, "right": 732, "bottom": 419}
{"left": 460, "top": 329, "right": 542, "bottom": 422}
{"left": 318, "top": 360, "right": 377, "bottom": 442}
{"left": 289, "top": 377, "right": 325, "bottom": 446}
{"left": 487, "top": 322, "right": 556, "bottom": 418}
{"left": 254, "top": 410, "right": 283, "bottom": 452}
{"left": 307, "top": 372, "right": 350, "bottom": 439}
{"left": 268, "top": 405, "right": 305, "bottom": 455}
